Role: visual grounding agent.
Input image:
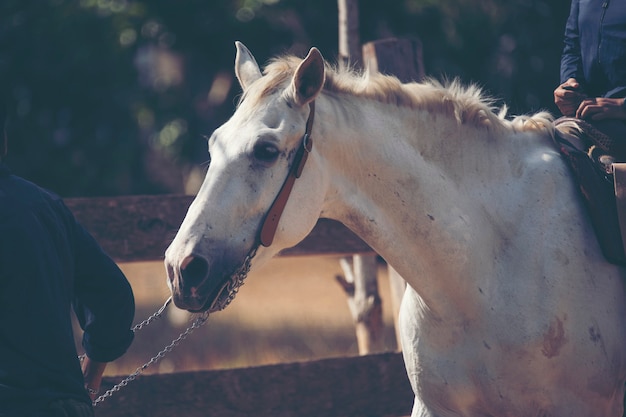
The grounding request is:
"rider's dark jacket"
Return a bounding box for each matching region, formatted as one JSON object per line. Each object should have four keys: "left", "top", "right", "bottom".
{"left": 0, "top": 162, "right": 134, "bottom": 416}
{"left": 561, "top": 0, "right": 626, "bottom": 98}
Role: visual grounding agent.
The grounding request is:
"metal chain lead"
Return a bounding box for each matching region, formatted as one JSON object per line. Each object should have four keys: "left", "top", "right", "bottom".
{"left": 131, "top": 296, "right": 172, "bottom": 332}
{"left": 78, "top": 297, "right": 173, "bottom": 364}
{"left": 208, "top": 246, "right": 257, "bottom": 312}
{"left": 92, "top": 311, "right": 210, "bottom": 406}
{"left": 90, "top": 245, "right": 258, "bottom": 407}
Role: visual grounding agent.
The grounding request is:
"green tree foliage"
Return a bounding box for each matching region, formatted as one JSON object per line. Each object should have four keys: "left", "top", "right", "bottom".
{"left": 0, "top": 0, "right": 571, "bottom": 196}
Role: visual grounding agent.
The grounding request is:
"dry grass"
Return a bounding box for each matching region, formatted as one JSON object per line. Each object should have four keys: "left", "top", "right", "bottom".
{"left": 97, "top": 256, "right": 399, "bottom": 377}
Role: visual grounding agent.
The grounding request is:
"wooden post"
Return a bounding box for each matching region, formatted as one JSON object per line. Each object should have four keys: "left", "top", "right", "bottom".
{"left": 361, "top": 37, "right": 425, "bottom": 350}
{"left": 362, "top": 37, "right": 425, "bottom": 83}
{"left": 336, "top": 255, "right": 384, "bottom": 354}
{"left": 336, "top": 0, "right": 386, "bottom": 356}
{"left": 337, "top": 0, "right": 361, "bottom": 69}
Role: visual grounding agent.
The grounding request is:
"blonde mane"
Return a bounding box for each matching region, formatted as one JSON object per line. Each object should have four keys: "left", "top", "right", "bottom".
{"left": 250, "top": 54, "right": 553, "bottom": 135}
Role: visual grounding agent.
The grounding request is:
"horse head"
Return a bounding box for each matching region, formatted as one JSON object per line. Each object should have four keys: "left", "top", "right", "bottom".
{"left": 165, "top": 42, "right": 327, "bottom": 312}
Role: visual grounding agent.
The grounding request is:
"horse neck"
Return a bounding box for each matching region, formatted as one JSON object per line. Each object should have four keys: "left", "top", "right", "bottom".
{"left": 315, "top": 94, "right": 548, "bottom": 318}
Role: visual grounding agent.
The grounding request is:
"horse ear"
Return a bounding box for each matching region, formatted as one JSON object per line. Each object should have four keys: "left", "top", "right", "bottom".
{"left": 234, "top": 41, "right": 262, "bottom": 91}
{"left": 291, "top": 47, "right": 325, "bottom": 106}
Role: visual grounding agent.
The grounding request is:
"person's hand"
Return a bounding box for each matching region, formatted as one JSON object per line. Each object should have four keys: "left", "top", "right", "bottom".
{"left": 554, "top": 78, "right": 587, "bottom": 117}
{"left": 576, "top": 97, "right": 626, "bottom": 121}
{"left": 82, "top": 356, "right": 107, "bottom": 401}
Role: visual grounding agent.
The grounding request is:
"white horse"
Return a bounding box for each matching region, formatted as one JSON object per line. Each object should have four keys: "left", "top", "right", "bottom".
{"left": 165, "top": 42, "right": 626, "bottom": 416}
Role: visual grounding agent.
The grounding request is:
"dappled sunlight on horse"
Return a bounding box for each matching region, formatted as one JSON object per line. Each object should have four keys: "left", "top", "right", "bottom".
{"left": 165, "top": 42, "right": 626, "bottom": 416}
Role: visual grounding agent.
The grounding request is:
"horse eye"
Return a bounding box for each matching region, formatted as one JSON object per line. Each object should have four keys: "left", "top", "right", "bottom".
{"left": 253, "top": 142, "right": 279, "bottom": 163}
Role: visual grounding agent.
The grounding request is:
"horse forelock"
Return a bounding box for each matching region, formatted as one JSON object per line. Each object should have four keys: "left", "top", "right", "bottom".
{"left": 236, "top": 56, "right": 296, "bottom": 108}
{"left": 243, "top": 54, "right": 553, "bottom": 136}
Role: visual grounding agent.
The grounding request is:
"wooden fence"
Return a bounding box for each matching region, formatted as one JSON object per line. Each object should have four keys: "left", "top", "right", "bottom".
{"left": 65, "top": 194, "right": 413, "bottom": 417}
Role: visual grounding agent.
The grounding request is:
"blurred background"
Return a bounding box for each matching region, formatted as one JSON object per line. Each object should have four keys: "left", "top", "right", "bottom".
{"left": 1, "top": 0, "right": 570, "bottom": 197}
{"left": 0, "top": 0, "right": 572, "bottom": 375}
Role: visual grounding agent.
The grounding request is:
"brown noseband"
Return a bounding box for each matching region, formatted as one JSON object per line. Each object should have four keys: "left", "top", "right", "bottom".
{"left": 259, "top": 101, "right": 315, "bottom": 247}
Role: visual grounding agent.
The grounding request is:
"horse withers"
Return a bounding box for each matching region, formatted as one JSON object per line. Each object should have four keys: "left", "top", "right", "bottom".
{"left": 165, "top": 42, "right": 626, "bottom": 416}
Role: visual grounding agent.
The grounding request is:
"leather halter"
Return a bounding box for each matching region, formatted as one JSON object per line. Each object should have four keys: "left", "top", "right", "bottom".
{"left": 259, "top": 101, "right": 315, "bottom": 247}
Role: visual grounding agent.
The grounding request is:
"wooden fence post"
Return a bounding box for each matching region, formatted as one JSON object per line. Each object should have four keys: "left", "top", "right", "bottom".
{"left": 337, "top": 0, "right": 362, "bottom": 68}
{"left": 336, "top": 0, "right": 386, "bottom": 356}
{"left": 361, "top": 37, "right": 425, "bottom": 350}
{"left": 362, "top": 37, "right": 425, "bottom": 83}
{"left": 336, "top": 254, "right": 384, "bottom": 354}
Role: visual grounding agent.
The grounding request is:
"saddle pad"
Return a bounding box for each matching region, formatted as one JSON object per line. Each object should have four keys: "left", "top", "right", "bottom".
{"left": 555, "top": 117, "right": 626, "bottom": 158}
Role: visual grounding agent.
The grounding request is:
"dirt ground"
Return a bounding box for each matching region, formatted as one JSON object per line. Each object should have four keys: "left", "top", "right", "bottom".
{"left": 97, "top": 255, "right": 399, "bottom": 377}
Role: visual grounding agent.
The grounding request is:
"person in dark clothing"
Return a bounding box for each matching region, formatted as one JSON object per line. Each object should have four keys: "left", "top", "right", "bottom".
{"left": 554, "top": 0, "right": 626, "bottom": 124}
{"left": 553, "top": 0, "right": 626, "bottom": 265}
{"left": 0, "top": 114, "right": 135, "bottom": 416}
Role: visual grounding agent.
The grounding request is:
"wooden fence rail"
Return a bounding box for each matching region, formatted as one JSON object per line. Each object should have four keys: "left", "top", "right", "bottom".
{"left": 66, "top": 194, "right": 373, "bottom": 263}
{"left": 65, "top": 194, "right": 412, "bottom": 417}
{"left": 94, "top": 352, "right": 412, "bottom": 417}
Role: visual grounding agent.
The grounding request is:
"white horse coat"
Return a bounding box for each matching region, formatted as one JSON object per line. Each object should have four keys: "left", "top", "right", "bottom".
{"left": 165, "top": 43, "right": 626, "bottom": 416}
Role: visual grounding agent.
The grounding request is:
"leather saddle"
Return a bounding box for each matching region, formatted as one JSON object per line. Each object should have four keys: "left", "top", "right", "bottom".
{"left": 553, "top": 117, "right": 626, "bottom": 266}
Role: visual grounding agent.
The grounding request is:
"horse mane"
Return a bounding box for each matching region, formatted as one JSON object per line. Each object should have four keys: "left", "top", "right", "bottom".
{"left": 255, "top": 54, "right": 554, "bottom": 136}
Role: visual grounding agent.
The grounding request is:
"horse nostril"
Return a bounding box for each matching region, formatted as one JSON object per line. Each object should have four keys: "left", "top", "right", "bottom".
{"left": 180, "top": 255, "right": 209, "bottom": 288}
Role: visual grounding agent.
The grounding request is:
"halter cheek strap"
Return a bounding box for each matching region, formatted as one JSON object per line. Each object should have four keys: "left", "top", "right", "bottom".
{"left": 259, "top": 101, "right": 315, "bottom": 247}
